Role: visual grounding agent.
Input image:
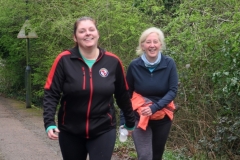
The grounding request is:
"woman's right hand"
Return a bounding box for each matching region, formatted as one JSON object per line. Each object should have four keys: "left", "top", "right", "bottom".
{"left": 121, "top": 125, "right": 134, "bottom": 136}
{"left": 47, "top": 128, "right": 60, "bottom": 140}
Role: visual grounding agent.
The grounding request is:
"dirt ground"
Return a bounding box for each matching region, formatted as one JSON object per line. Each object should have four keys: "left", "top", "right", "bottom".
{"left": 0, "top": 95, "right": 122, "bottom": 160}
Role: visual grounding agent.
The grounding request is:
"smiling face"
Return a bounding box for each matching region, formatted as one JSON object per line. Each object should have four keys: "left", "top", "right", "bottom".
{"left": 73, "top": 20, "right": 99, "bottom": 49}
{"left": 141, "top": 32, "right": 162, "bottom": 62}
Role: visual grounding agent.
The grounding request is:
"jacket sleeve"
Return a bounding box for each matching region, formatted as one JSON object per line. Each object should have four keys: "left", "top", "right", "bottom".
{"left": 43, "top": 53, "right": 66, "bottom": 130}
{"left": 126, "top": 62, "right": 135, "bottom": 98}
{"left": 150, "top": 58, "right": 178, "bottom": 114}
{"left": 114, "top": 60, "right": 135, "bottom": 128}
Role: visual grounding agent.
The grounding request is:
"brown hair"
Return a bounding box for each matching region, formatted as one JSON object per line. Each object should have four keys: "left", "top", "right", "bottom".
{"left": 73, "top": 16, "right": 97, "bottom": 47}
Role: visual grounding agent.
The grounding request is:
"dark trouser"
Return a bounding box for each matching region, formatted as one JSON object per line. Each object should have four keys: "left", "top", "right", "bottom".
{"left": 132, "top": 116, "right": 172, "bottom": 160}
{"left": 59, "top": 129, "right": 116, "bottom": 160}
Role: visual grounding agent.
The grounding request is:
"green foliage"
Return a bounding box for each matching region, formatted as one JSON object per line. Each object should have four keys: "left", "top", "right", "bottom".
{"left": 0, "top": 0, "right": 152, "bottom": 104}
{"left": 207, "top": 34, "right": 240, "bottom": 157}
{"left": 163, "top": 149, "right": 187, "bottom": 160}
{"left": 133, "top": 0, "right": 180, "bottom": 27}
{"left": 0, "top": 0, "right": 27, "bottom": 96}
{"left": 1, "top": 0, "right": 240, "bottom": 159}
{"left": 199, "top": 116, "right": 240, "bottom": 157}
{"left": 165, "top": 0, "right": 240, "bottom": 158}
{"left": 213, "top": 36, "right": 240, "bottom": 88}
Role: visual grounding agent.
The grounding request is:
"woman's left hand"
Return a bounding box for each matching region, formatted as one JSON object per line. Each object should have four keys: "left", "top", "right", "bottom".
{"left": 141, "top": 107, "right": 152, "bottom": 116}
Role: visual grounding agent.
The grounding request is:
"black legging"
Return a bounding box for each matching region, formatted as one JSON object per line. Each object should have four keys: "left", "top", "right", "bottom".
{"left": 59, "top": 129, "right": 116, "bottom": 160}
{"left": 132, "top": 116, "right": 172, "bottom": 160}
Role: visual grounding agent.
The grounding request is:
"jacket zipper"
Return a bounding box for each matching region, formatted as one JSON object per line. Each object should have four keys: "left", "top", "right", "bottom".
{"left": 83, "top": 52, "right": 102, "bottom": 138}
{"left": 86, "top": 68, "right": 93, "bottom": 138}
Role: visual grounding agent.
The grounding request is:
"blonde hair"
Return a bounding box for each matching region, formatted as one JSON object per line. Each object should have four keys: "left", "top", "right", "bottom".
{"left": 136, "top": 27, "right": 166, "bottom": 55}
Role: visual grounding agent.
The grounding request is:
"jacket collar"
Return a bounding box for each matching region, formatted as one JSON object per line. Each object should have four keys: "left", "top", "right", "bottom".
{"left": 137, "top": 54, "right": 168, "bottom": 70}
{"left": 68, "top": 46, "right": 105, "bottom": 60}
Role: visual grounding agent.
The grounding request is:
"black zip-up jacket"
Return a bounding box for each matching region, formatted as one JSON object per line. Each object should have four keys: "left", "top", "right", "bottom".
{"left": 43, "top": 46, "right": 135, "bottom": 138}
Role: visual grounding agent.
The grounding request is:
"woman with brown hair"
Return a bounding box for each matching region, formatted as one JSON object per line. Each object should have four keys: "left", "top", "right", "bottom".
{"left": 43, "top": 16, "right": 135, "bottom": 160}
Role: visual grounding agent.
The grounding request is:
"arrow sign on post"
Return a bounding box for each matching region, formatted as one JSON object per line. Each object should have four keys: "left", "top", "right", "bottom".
{"left": 17, "top": 20, "right": 38, "bottom": 39}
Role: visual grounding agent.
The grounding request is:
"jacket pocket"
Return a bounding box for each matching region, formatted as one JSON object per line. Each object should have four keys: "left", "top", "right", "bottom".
{"left": 82, "top": 67, "right": 86, "bottom": 90}
{"left": 107, "top": 113, "right": 113, "bottom": 125}
{"left": 62, "top": 101, "right": 67, "bottom": 125}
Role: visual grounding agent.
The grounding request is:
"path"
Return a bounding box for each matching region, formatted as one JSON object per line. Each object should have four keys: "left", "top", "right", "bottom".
{"left": 0, "top": 95, "right": 121, "bottom": 160}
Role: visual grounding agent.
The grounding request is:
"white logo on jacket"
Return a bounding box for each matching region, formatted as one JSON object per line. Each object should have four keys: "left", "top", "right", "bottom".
{"left": 99, "top": 68, "right": 109, "bottom": 77}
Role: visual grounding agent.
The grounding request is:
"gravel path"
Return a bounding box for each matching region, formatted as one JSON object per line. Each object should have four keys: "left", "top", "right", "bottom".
{"left": 0, "top": 95, "right": 121, "bottom": 160}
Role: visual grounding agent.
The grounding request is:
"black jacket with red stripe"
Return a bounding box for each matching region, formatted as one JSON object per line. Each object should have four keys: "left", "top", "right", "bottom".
{"left": 43, "top": 46, "right": 135, "bottom": 138}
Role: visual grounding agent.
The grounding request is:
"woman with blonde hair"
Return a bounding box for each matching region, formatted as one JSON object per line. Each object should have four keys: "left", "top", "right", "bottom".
{"left": 126, "top": 27, "right": 178, "bottom": 160}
